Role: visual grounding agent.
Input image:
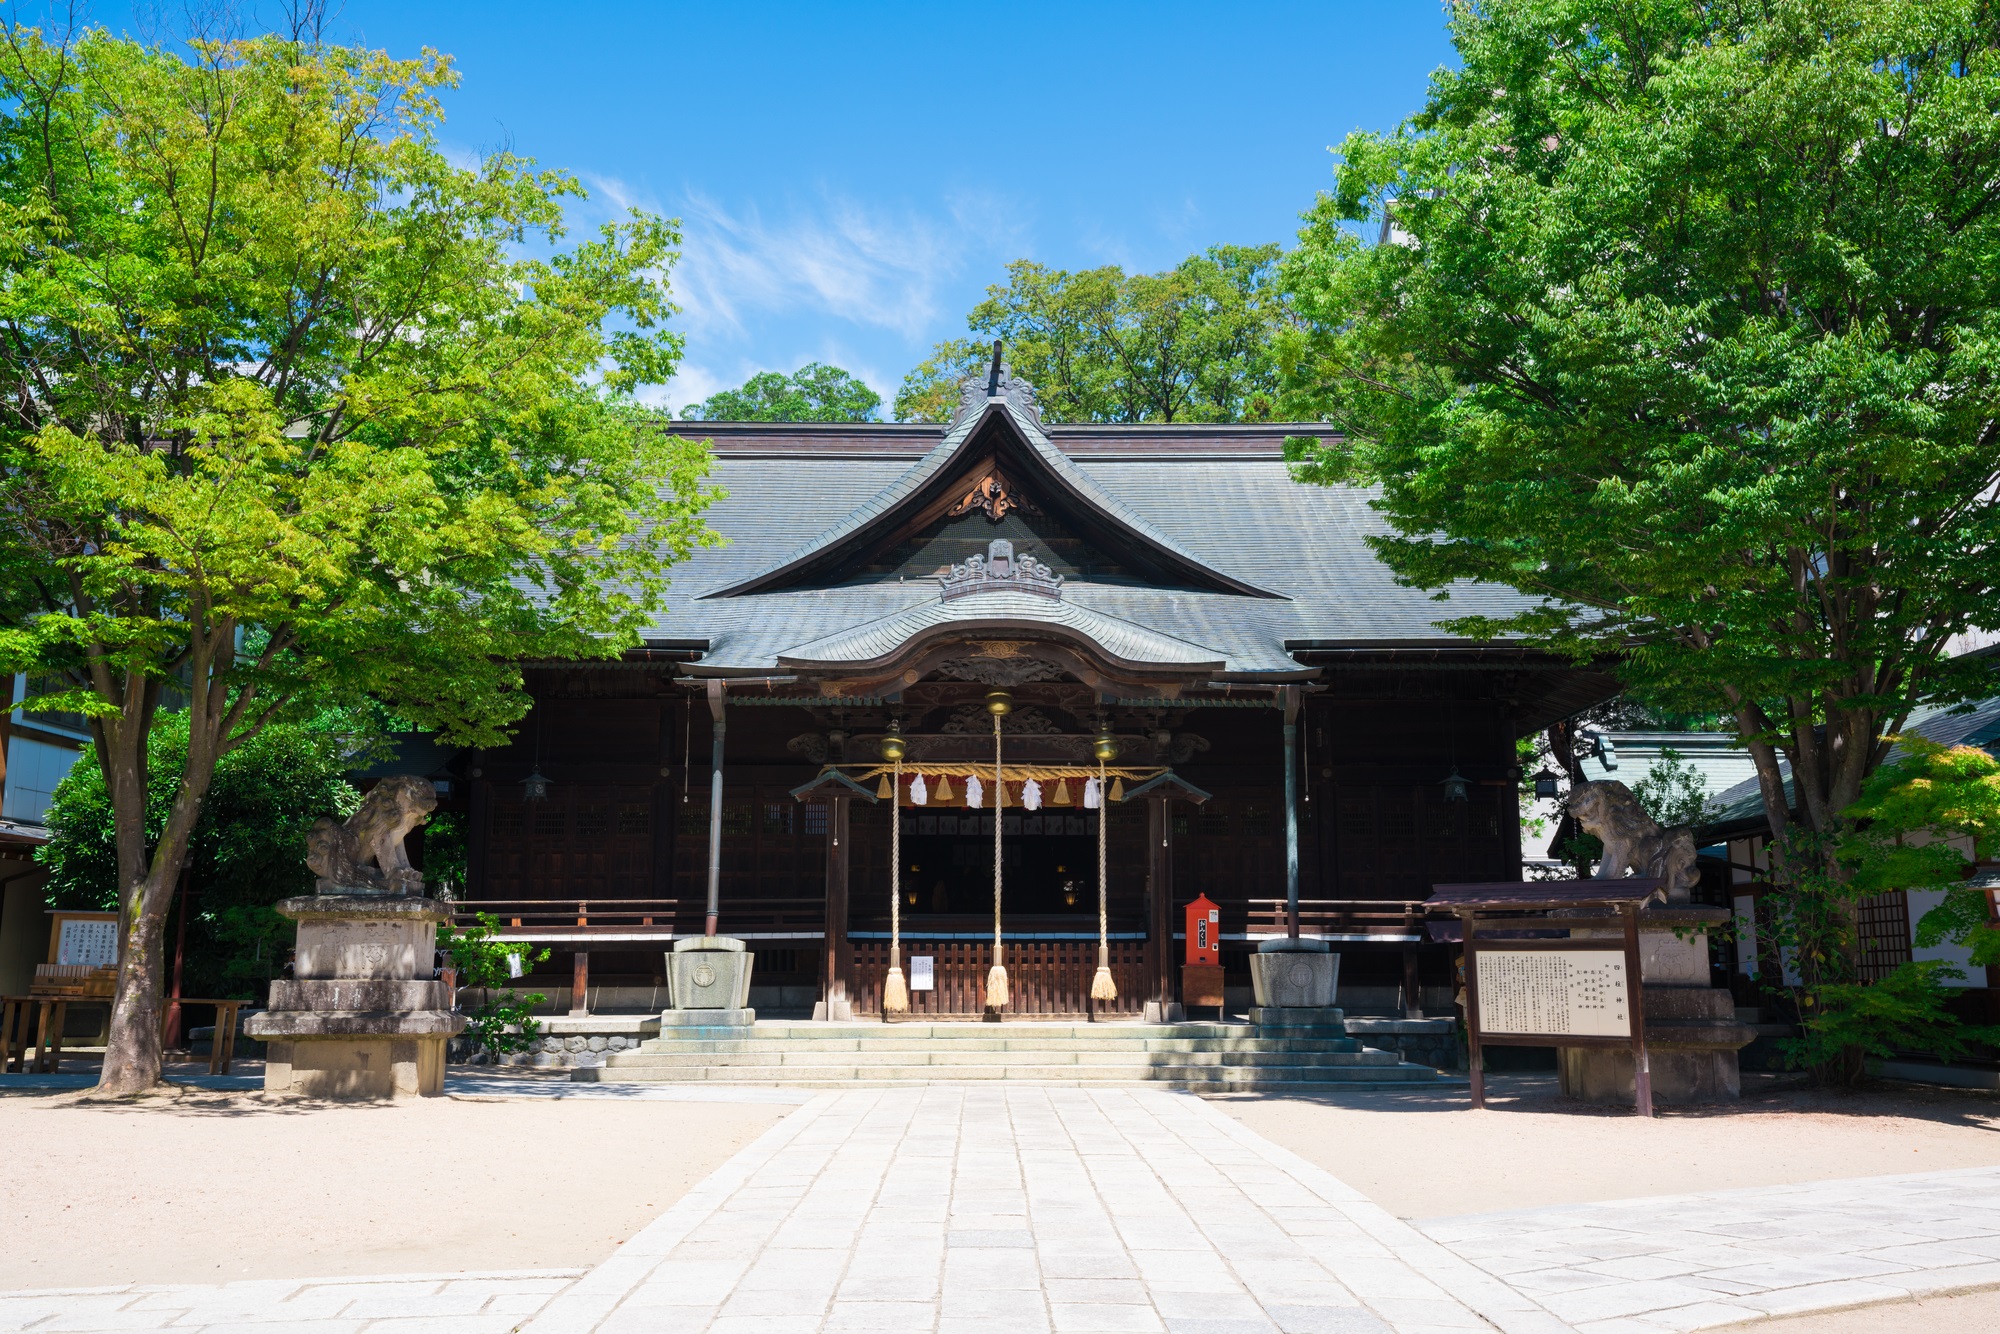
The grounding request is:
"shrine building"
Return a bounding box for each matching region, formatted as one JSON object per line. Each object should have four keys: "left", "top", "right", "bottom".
{"left": 449, "top": 367, "right": 1616, "bottom": 1020}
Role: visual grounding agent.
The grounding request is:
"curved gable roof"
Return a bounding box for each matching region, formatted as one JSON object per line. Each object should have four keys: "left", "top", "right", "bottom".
{"left": 704, "top": 397, "right": 1283, "bottom": 600}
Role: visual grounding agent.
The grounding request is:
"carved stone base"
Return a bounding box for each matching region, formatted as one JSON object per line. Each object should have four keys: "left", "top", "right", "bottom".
{"left": 1558, "top": 984, "right": 1757, "bottom": 1105}
{"left": 667, "top": 936, "right": 755, "bottom": 1011}
{"left": 246, "top": 894, "right": 464, "bottom": 1099}
{"left": 1250, "top": 939, "right": 1339, "bottom": 1009}
{"left": 262, "top": 1036, "right": 447, "bottom": 1098}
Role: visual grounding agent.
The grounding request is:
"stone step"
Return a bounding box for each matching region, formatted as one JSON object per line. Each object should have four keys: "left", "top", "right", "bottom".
{"left": 600, "top": 1046, "right": 1405, "bottom": 1070}
{"left": 573, "top": 1061, "right": 1447, "bottom": 1085}
{"left": 624, "top": 1036, "right": 1365, "bottom": 1055}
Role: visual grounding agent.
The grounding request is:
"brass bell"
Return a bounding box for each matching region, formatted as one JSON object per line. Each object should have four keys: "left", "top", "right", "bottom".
{"left": 1091, "top": 728, "right": 1118, "bottom": 762}
{"left": 880, "top": 725, "right": 907, "bottom": 762}
{"left": 985, "top": 689, "right": 1013, "bottom": 717}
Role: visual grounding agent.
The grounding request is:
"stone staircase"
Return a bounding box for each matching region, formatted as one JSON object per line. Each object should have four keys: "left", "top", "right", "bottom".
{"left": 571, "top": 1009, "right": 1465, "bottom": 1092}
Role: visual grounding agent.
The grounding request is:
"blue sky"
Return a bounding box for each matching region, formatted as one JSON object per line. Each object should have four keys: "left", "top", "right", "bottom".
{"left": 64, "top": 2, "right": 1456, "bottom": 415}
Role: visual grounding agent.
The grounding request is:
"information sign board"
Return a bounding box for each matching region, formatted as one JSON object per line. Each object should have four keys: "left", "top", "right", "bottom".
{"left": 1476, "top": 949, "right": 1630, "bottom": 1037}
{"left": 56, "top": 917, "right": 118, "bottom": 969}
{"left": 909, "top": 956, "right": 935, "bottom": 991}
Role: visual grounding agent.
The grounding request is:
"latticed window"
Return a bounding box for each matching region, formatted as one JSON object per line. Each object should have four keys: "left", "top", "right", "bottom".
{"left": 1856, "top": 891, "right": 1914, "bottom": 982}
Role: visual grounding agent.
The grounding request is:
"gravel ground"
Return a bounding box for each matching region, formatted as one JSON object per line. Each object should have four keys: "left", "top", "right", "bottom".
{"left": 1214, "top": 1073, "right": 2000, "bottom": 1220}
{"left": 0, "top": 1075, "right": 787, "bottom": 1289}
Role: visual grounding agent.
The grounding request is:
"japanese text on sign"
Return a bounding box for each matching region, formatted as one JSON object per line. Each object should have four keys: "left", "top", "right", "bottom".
{"left": 57, "top": 918, "right": 119, "bottom": 969}
{"left": 1476, "top": 950, "right": 1630, "bottom": 1037}
{"left": 909, "top": 956, "right": 935, "bottom": 991}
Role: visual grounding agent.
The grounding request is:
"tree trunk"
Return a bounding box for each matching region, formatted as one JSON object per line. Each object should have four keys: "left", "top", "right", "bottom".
{"left": 94, "top": 640, "right": 228, "bottom": 1095}
{"left": 97, "top": 868, "right": 173, "bottom": 1095}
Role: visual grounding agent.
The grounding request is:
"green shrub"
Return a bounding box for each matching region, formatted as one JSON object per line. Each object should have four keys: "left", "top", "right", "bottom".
{"left": 439, "top": 912, "right": 549, "bottom": 1058}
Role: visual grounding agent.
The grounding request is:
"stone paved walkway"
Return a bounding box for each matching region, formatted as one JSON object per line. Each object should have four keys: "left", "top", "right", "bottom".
{"left": 0, "top": 1271, "right": 582, "bottom": 1333}
{"left": 8, "top": 1087, "right": 2000, "bottom": 1334}
{"left": 519, "top": 1087, "right": 1561, "bottom": 1334}
{"left": 1421, "top": 1166, "right": 2000, "bottom": 1332}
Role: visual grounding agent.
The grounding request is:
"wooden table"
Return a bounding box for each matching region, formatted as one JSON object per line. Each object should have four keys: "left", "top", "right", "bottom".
{"left": 163, "top": 999, "right": 246, "bottom": 1075}
{"left": 1, "top": 995, "right": 68, "bottom": 1073}
{"left": 2, "top": 996, "right": 246, "bottom": 1077}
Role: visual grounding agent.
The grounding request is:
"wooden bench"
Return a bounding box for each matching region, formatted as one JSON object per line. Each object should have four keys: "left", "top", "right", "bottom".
{"left": 162, "top": 999, "right": 247, "bottom": 1075}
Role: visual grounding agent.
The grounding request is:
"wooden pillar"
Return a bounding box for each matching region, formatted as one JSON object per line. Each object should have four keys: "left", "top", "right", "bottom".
{"left": 820, "top": 794, "right": 853, "bottom": 1021}
{"left": 1147, "top": 795, "right": 1175, "bottom": 1019}
{"left": 652, "top": 700, "right": 676, "bottom": 903}
{"left": 466, "top": 748, "right": 490, "bottom": 898}
{"left": 570, "top": 949, "right": 590, "bottom": 1016}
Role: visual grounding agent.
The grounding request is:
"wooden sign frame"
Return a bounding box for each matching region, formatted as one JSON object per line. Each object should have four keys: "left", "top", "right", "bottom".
{"left": 1430, "top": 880, "right": 1662, "bottom": 1118}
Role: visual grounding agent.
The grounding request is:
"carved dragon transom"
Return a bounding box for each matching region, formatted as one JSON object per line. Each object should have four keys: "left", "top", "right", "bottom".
{"left": 939, "top": 704, "right": 1065, "bottom": 735}
{"left": 934, "top": 655, "right": 1069, "bottom": 687}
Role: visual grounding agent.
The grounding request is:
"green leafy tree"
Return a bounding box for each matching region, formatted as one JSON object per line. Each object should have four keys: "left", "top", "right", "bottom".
{"left": 1281, "top": 0, "right": 2000, "bottom": 880}
{"left": 1843, "top": 737, "right": 2000, "bottom": 965}
{"left": 0, "top": 23, "right": 716, "bottom": 1093}
{"left": 681, "top": 362, "right": 882, "bottom": 422}
{"left": 897, "top": 245, "right": 1289, "bottom": 423}
{"left": 39, "top": 710, "right": 372, "bottom": 997}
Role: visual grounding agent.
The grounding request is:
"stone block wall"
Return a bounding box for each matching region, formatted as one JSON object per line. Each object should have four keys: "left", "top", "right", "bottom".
{"left": 452, "top": 1014, "right": 658, "bottom": 1069}
{"left": 1341, "top": 1017, "right": 1464, "bottom": 1072}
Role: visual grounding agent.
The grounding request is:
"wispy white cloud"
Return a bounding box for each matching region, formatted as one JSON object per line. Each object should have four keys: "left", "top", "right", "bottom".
{"left": 669, "top": 191, "right": 979, "bottom": 341}
{"left": 568, "top": 174, "right": 1031, "bottom": 409}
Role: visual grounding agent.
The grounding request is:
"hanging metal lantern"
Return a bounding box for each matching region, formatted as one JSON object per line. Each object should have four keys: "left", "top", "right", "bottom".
{"left": 1441, "top": 767, "right": 1470, "bottom": 803}
{"left": 1531, "top": 767, "right": 1560, "bottom": 800}
{"left": 522, "top": 769, "right": 552, "bottom": 802}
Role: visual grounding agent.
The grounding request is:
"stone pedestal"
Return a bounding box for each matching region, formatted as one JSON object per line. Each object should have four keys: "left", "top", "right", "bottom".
{"left": 1556, "top": 906, "right": 1756, "bottom": 1105}
{"left": 1250, "top": 937, "right": 1339, "bottom": 1009}
{"left": 666, "top": 936, "right": 755, "bottom": 1014}
{"left": 246, "top": 895, "right": 464, "bottom": 1098}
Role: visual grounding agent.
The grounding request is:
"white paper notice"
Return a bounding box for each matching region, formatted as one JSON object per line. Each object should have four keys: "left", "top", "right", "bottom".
{"left": 1476, "top": 950, "right": 1630, "bottom": 1037}
{"left": 909, "top": 956, "right": 935, "bottom": 991}
{"left": 57, "top": 917, "right": 118, "bottom": 968}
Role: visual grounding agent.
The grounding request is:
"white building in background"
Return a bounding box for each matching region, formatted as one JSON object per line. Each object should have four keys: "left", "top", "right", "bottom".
{"left": 1, "top": 673, "right": 87, "bottom": 824}
{"left": 0, "top": 674, "right": 87, "bottom": 994}
{"left": 1697, "top": 687, "right": 2000, "bottom": 1009}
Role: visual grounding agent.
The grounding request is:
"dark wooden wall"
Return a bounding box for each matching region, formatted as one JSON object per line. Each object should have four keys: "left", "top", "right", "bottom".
{"left": 461, "top": 670, "right": 1526, "bottom": 989}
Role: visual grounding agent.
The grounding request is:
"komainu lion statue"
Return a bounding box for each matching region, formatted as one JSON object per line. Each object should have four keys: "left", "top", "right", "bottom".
{"left": 1568, "top": 779, "right": 1699, "bottom": 904}
{"left": 306, "top": 776, "right": 438, "bottom": 895}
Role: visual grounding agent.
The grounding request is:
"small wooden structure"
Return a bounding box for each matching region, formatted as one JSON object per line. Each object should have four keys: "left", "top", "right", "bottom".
{"left": 163, "top": 999, "right": 246, "bottom": 1074}
{"left": 1428, "top": 879, "right": 1665, "bottom": 1117}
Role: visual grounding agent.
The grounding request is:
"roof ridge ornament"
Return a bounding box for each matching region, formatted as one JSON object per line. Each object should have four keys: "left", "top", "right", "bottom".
{"left": 939, "top": 538, "right": 1063, "bottom": 602}
{"left": 950, "top": 340, "right": 1043, "bottom": 429}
